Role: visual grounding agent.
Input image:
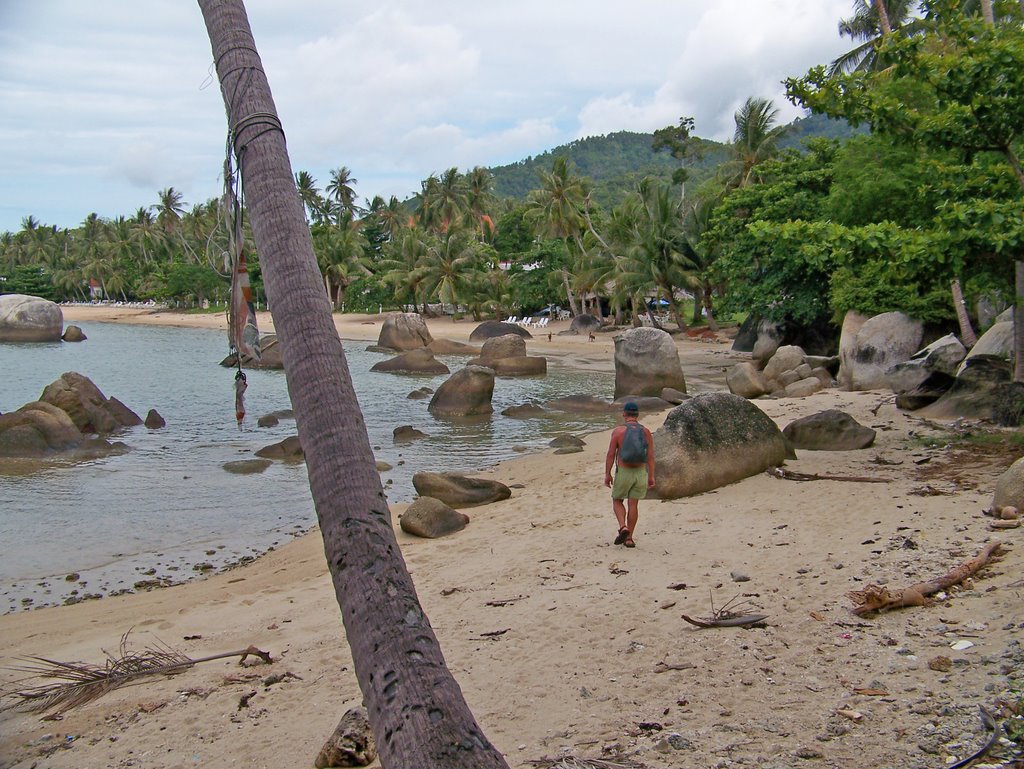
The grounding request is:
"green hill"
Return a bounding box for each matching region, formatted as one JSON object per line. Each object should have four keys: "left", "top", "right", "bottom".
{"left": 486, "top": 114, "right": 863, "bottom": 209}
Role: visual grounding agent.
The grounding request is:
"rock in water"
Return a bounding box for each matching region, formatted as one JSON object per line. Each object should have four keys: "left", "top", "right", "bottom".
{"left": 40, "top": 372, "right": 142, "bottom": 434}
{"left": 377, "top": 312, "right": 432, "bottom": 350}
{"left": 428, "top": 365, "right": 495, "bottom": 416}
{"left": 62, "top": 325, "right": 87, "bottom": 342}
{"left": 0, "top": 294, "right": 63, "bottom": 342}
{"left": 370, "top": 348, "right": 449, "bottom": 375}
{"left": 613, "top": 327, "right": 686, "bottom": 398}
{"left": 144, "top": 409, "right": 166, "bottom": 429}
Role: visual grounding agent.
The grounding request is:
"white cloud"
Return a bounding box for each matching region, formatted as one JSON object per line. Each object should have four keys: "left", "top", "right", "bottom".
{"left": 0, "top": 0, "right": 861, "bottom": 231}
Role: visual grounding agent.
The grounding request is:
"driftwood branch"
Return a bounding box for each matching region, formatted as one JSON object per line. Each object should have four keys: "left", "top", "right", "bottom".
{"left": 848, "top": 542, "right": 1004, "bottom": 617}
{"left": 767, "top": 467, "right": 890, "bottom": 484}
{"left": 1, "top": 632, "right": 272, "bottom": 717}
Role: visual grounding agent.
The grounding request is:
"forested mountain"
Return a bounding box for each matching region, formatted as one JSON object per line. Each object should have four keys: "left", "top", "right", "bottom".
{"left": 486, "top": 114, "right": 863, "bottom": 208}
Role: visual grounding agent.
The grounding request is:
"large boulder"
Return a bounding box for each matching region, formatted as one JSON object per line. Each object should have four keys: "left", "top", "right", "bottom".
{"left": 469, "top": 321, "right": 531, "bottom": 342}
{"left": 0, "top": 401, "right": 85, "bottom": 456}
{"left": 0, "top": 294, "right": 63, "bottom": 342}
{"left": 39, "top": 372, "right": 142, "bottom": 434}
{"left": 886, "top": 333, "right": 967, "bottom": 396}
{"left": 651, "top": 393, "right": 793, "bottom": 499}
{"left": 569, "top": 314, "right": 603, "bottom": 336}
{"left": 377, "top": 312, "right": 433, "bottom": 351}
{"left": 427, "top": 365, "right": 495, "bottom": 416}
{"left": 959, "top": 321, "right": 1013, "bottom": 375}
{"left": 468, "top": 335, "right": 546, "bottom": 376}
{"left": 726, "top": 362, "right": 769, "bottom": 399}
{"left": 782, "top": 410, "right": 876, "bottom": 451}
{"left": 763, "top": 345, "right": 807, "bottom": 384}
{"left": 991, "top": 457, "right": 1024, "bottom": 514}
{"left": 751, "top": 319, "right": 784, "bottom": 363}
{"left": 917, "top": 355, "right": 1014, "bottom": 421}
{"left": 370, "top": 348, "right": 449, "bottom": 375}
{"left": 399, "top": 497, "right": 470, "bottom": 538}
{"left": 895, "top": 370, "right": 957, "bottom": 411}
{"left": 478, "top": 334, "right": 527, "bottom": 362}
{"left": 411, "top": 472, "right": 511, "bottom": 508}
{"left": 613, "top": 327, "right": 686, "bottom": 399}
{"left": 838, "top": 311, "right": 924, "bottom": 391}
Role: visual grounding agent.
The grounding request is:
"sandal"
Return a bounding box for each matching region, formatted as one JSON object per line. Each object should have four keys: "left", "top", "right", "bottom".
{"left": 614, "top": 528, "right": 629, "bottom": 545}
{"left": 624, "top": 537, "right": 636, "bottom": 548}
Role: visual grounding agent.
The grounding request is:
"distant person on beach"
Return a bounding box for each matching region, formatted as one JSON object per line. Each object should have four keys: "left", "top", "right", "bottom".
{"left": 604, "top": 401, "right": 655, "bottom": 548}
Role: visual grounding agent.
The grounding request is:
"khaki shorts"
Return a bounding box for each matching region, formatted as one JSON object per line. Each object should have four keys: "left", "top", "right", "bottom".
{"left": 612, "top": 465, "right": 648, "bottom": 500}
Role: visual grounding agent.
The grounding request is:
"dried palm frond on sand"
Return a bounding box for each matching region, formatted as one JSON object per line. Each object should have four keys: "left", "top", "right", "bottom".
{"left": 1, "top": 631, "right": 272, "bottom": 717}
{"left": 526, "top": 758, "right": 647, "bottom": 769}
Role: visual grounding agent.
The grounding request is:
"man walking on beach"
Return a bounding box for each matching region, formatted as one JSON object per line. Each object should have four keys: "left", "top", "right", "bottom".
{"left": 604, "top": 401, "right": 655, "bottom": 548}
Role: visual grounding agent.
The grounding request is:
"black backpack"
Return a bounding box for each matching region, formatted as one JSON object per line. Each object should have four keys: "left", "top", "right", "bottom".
{"left": 618, "top": 422, "right": 648, "bottom": 464}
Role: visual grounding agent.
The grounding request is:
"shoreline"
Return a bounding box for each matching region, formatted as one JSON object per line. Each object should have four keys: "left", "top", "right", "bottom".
{"left": 2, "top": 306, "right": 1021, "bottom": 768}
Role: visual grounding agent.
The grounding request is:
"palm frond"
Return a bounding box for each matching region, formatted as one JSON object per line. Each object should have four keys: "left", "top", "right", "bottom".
{"left": 2, "top": 631, "right": 272, "bottom": 717}
{"left": 526, "top": 758, "right": 647, "bottom": 769}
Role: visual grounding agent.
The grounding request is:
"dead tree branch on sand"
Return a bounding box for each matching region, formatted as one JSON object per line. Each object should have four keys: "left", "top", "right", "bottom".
{"left": 767, "top": 467, "right": 890, "bottom": 484}
{"left": 848, "top": 541, "right": 1005, "bottom": 617}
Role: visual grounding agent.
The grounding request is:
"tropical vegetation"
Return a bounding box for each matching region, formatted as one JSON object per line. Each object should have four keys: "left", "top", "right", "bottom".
{"left": 3, "top": 0, "right": 1021, "bottom": 368}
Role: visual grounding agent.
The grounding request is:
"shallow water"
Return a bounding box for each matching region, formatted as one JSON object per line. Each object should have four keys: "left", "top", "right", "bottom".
{"left": 1, "top": 321, "right": 620, "bottom": 612}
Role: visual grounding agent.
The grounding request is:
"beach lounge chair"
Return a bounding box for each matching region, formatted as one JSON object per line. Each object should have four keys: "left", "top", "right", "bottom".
{"left": 505, "top": 315, "right": 518, "bottom": 324}
{"left": 535, "top": 317, "right": 549, "bottom": 329}
{"left": 520, "top": 317, "right": 534, "bottom": 327}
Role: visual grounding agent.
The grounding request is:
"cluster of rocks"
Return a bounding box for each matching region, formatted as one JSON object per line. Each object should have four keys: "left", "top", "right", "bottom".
{"left": 368, "top": 313, "right": 551, "bottom": 418}
{"left": 727, "top": 345, "right": 836, "bottom": 399}
{"left": 727, "top": 308, "right": 1020, "bottom": 425}
{"left": 0, "top": 372, "right": 158, "bottom": 458}
{"left": 399, "top": 472, "right": 512, "bottom": 539}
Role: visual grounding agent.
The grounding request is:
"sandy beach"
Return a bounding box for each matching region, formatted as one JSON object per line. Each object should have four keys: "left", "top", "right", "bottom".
{"left": 1, "top": 305, "right": 1021, "bottom": 769}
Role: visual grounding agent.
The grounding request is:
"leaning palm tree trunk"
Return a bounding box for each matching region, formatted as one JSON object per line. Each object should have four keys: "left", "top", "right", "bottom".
{"left": 198, "top": 4, "right": 510, "bottom": 768}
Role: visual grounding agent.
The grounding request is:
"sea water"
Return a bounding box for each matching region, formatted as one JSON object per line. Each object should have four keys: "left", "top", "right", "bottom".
{"left": 0, "top": 321, "right": 617, "bottom": 612}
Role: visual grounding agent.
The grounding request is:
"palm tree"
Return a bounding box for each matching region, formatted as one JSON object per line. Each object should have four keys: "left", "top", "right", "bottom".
{"left": 295, "top": 170, "right": 325, "bottom": 224}
{"left": 311, "top": 216, "right": 370, "bottom": 308}
{"left": 421, "top": 226, "right": 485, "bottom": 311}
{"left": 724, "top": 97, "right": 786, "bottom": 189}
{"left": 153, "top": 187, "right": 186, "bottom": 236}
{"left": 380, "top": 228, "right": 431, "bottom": 312}
{"left": 199, "top": 5, "right": 510, "bottom": 767}
{"left": 326, "top": 166, "right": 358, "bottom": 222}
{"left": 830, "top": 0, "right": 924, "bottom": 74}
{"left": 630, "top": 182, "right": 697, "bottom": 329}
{"left": 433, "top": 167, "right": 468, "bottom": 233}
{"left": 466, "top": 166, "right": 496, "bottom": 240}
{"left": 524, "top": 157, "right": 588, "bottom": 316}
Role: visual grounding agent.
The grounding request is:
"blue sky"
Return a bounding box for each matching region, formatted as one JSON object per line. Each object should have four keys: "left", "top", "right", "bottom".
{"left": 0, "top": 1, "right": 857, "bottom": 233}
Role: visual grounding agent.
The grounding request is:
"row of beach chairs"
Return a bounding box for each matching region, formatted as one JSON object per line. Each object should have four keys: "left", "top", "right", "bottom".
{"left": 503, "top": 315, "right": 551, "bottom": 329}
